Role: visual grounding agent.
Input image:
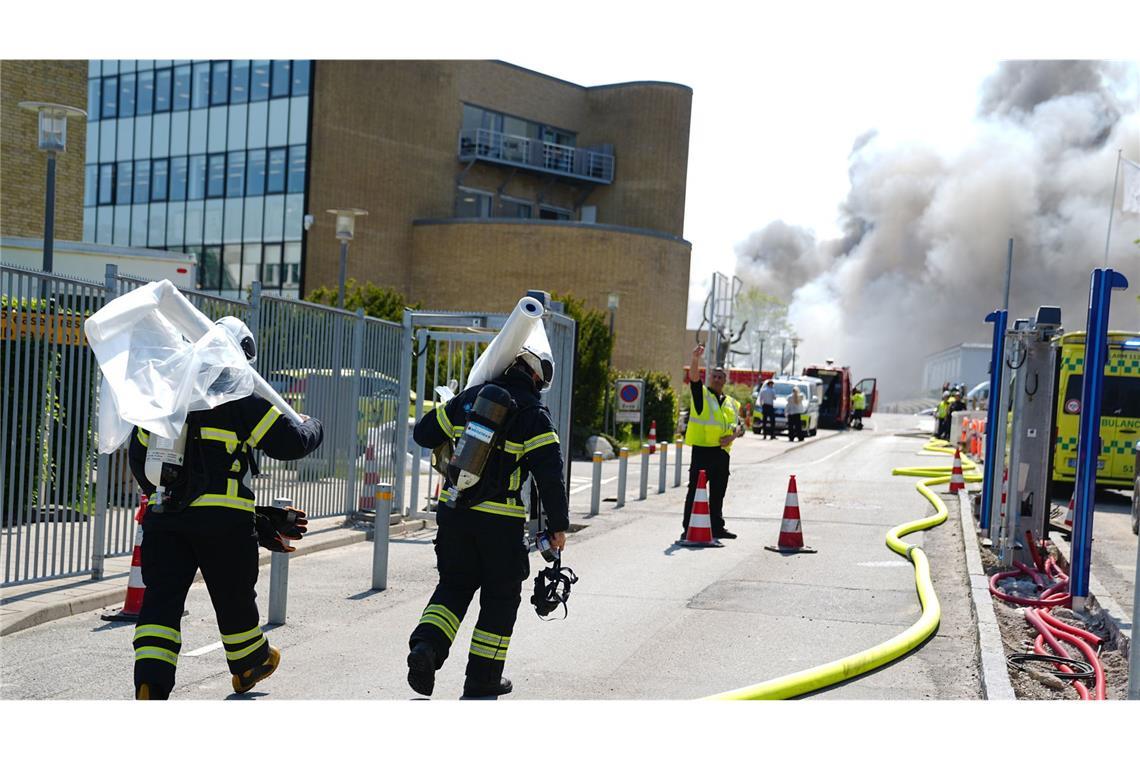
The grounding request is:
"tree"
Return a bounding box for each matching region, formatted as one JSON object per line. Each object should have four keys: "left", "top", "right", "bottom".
{"left": 306, "top": 279, "right": 420, "bottom": 321}
{"left": 736, "top": 286, "right": 794, "bottom": 372}
{"left": 551, "top": 292, "right": 614, "bottom": 454}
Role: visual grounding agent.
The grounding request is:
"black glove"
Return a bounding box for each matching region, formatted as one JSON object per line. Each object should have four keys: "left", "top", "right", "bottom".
{"left": 254, "top": 505, "right": 308, "bottom": 553}
{"left": 255, "top": 505, "right": 308, "bottom": 539}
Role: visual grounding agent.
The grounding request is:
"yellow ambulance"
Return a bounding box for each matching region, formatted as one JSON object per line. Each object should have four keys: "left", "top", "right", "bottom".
{"left": 1052, "top": 330, "right": 1140, "bottom": 488}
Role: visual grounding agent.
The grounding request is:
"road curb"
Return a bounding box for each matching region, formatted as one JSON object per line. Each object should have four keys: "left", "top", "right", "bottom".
{"left": 957, "top": 489, "right": 1017, "bottom": 700}
{"left": 0, "top": 518, "right": 429, "bottom": 638}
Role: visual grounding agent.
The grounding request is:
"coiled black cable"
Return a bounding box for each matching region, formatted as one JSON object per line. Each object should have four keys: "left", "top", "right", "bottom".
{"left": 1007, "top": 653, "right": 1096, "bottom": 682}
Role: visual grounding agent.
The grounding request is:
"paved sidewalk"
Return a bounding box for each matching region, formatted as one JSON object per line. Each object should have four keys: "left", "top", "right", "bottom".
{"left": 0, "top": 514, "right": 428, "bottom": 637}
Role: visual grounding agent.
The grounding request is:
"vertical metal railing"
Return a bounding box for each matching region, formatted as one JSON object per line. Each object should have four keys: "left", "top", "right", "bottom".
{"left": 2, "top": 265, "right": 107, "bottom": 585}
{"left": 2, "top": 264, "right": 404, "bottom": 587}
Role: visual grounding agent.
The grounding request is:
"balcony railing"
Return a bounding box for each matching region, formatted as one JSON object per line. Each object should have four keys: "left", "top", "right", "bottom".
{"left": 458, "top": 128, "right": 614, "bottom": 184}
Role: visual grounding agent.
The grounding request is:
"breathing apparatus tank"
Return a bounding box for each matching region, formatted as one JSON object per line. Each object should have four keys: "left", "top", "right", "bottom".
{"left": 447, "top": 383, "right": 516, "bottom": 492}
{"left": 144, "top": 428, "right": 189, "bottom": 513}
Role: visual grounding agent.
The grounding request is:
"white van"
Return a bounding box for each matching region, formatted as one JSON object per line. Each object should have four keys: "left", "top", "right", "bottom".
{"left": 753, "top": 376, "right": 823, "bottom": 436}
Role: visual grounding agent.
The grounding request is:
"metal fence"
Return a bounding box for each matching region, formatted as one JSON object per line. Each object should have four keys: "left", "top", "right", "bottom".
{"left": 1, "top": 263, "right": 403, "bottom": 586}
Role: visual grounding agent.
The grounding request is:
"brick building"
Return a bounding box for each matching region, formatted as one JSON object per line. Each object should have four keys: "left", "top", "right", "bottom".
{"left": 0, "top": 60, "right": 88, "bottom": 242}
{"left": 24, "top": 60, "right": 692, "bottom": 379}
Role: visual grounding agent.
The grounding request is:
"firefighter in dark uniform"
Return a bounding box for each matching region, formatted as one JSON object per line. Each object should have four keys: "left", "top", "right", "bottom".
{"left": 406, "top": 346, "right": 569, "bottom": 699}
{"left": 127, "top": 319, "right": 323, "bottom": 700}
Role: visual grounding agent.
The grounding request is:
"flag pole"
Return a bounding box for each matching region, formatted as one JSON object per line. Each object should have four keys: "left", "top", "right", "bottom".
{"left": 1103, "top": 148, "right": 1122, "bottom": 267}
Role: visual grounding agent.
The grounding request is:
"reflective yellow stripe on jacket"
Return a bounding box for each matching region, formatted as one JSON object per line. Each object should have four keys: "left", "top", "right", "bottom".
{"left": 189, "top": 478, "right": 255, "bottom": 512}
{"left": 684, "top": 386, "right": 739, "bottom": 451}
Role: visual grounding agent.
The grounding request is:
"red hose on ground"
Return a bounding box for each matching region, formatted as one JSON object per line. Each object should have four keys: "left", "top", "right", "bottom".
{"left": 1026, "top": 610, "right": 1092, "bottom": 700}
{"left": 989, "top": 571, "right": 1070, "bottom": 607}
{"left": 1038, "top": 609, "right": 1106, "bottom": 700}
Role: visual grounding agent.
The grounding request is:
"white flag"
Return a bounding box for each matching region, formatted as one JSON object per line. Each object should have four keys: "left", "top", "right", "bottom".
{"left": 1123, "top": 158, "right": 1140, "bottom": 214}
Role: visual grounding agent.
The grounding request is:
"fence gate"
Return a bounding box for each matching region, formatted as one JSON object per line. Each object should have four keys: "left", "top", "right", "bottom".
{"left": 396, "top": 296, "right": 576, "bottom": 526}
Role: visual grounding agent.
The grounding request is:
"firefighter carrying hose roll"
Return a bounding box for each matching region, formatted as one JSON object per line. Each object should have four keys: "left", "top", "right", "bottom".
{"left": 406, "top": 343, "right": 569, "bottom": 699}
{"left": 127, "top": 318, "right": 324, "bottom": 700}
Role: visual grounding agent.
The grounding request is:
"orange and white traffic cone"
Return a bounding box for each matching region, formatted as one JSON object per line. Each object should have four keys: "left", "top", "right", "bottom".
{"left": 648, "top": 420, "right": 657, "bottom": 454}
{"left": 948, "top": 448, "right": 965, "bottom": 494}
{"left": 101, "top": 494, "right": 148, "bottom": 622}
{"left": 677, "top": 470, "right": 723, "bottom": 548}
{"left": 1063, "top": 496, "right": 1074, "bottom": 531}
{"left": 765, "top": 475, "right": 817, "bottom": 554}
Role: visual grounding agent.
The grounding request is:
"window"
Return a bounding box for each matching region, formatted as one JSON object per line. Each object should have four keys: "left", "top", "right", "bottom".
{"left": 134, "top": 160, "right": 151, "bottom": 204}
{"left": 262, "top": 243, "right": 282, "bottom": 286}
{"left": 136, "top": 70, "right": 154, "bottom": 116}
{"left": 455, "top": 187, "right": 492, "bottom": 218}
{"left": 88, "top": 78, "right": 101, "bottom": 122}
{"left": 226, "top": 151, "right": 246, "bottom": 197}
{"left": 497, "top": 197, "right": 532, "bottom": 219}
{"left": 84, "top": 165, "right": 99, "bottom": 206}
{"left": 286, "top": 146, "right": 306, "bottom": 193}
{"left": 271, "top": 60, "right": 291, "bottom": 98}
{"left": 223, "top": 244, "right": 242, "bottom": 289}
{"left": 539, "top": 206, "right": 573, "bottom": 221}
{"left": 119, "top": 74, "right": 136, "bottom": 118}
{"left": 116, "top": 161, "right": 133, "bottom": 205}
{"left": 192, "top": 62, "right": 210, "bottom": 109}
{"left": 210, "top": 61, "right": 229, "bottom": 106}
{"left": 173, "top": 65, "right": 192, "bottom": 111}
{"left": 169, "top": 157, "right": 188, "bottom": 202}
{"left": 151, "top": 113, "right": 170, "bottom": 157}
{"left": 230, "top": 61, "right": 250, "bottom": 104}
{"left": 283, "top": 242, "right": 301, "bottom": 289}
{"left": 134, "top": 115, "right": 152, "bottom": 159}
{"left": 1063, "top": 375, "right": 1140, "bottom": 418}
{"left": 101, "top": 77, "right": 118, "bottom": 119}
{"left": 266, "top": 148, "right": 286, "bottom": 193}
{"left": 188, "top": 154, "right": 207, "bottom": 200}
{"left": 227, "top": 104, "right": 248, "bottom": 150}
{"left": 267, "top": 99, "right": 289, "bottom": 146}
{"left": 151, "top": 159, "right": 169, "bottom": 202}
{"left": 246, "top": 149, "right": 266, "bottom": 195}
{"left": 250, "top": 61, "right": 271, "bottom": 102}
{"left": 200, "top": 246, "right": 222, "bottom": 290}
{"left": 241, "top": 243, "right": 263, "bottom": 289}
{"left": 98, "top": 164, "right": 116, "bottom": 205}
{"left": 291, "top": 60, "right": 311, "bottom": 96}
{"left": 206, "top": 153, "right": 226, "bottom": 198}
{"left": 154, "top": 68, "right": 172, "bottom": 112}
{"left": 113, "top": 205, "right": 131, "bottom": 246}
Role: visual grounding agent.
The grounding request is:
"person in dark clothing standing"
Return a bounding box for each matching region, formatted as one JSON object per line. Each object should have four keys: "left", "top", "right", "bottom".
{"left": 126, "top": 320, "right": 324, "bottom": 700}
{"left": 682, "top": 344, "right": 744, "bottom": 540}
{"left": 757, "top": 379, "right": 777, "bottom": 439}
{"left": 406, "top": 346, "right": 569, "bottom": 699}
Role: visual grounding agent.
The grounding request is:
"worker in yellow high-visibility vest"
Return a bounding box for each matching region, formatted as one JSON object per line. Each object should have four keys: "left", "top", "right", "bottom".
{"left": 682, "top": 344, "right": 744, "bottom": 540}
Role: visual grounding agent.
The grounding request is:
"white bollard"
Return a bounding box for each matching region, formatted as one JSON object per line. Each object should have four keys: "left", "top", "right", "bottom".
{"left": 658, "top": 441, "right": 668, "bottom": 494}
{"left": 639, "top": 443, "right": 650, "bottom": 501}
{"left": 674, "top": 437, "right": 683, "bottom": 488}
{"left": 267, "top": 497, "right": 292, "bottom": 625}
{"left": 616, "top": 447, "right": 629, "bottom": 507}
{"left": 371, "top": 483, "right": 393, "bottom": 591}
{"left": 590, "top": 451, "right": 602, "bottom": 516}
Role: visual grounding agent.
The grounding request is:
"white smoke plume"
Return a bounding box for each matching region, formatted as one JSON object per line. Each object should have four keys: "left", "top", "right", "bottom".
{"left": 735, "top": 61, "right": 1140, "bottom": 401}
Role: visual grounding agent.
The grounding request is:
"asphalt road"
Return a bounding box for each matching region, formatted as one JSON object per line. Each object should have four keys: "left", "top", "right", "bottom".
{"left": 1, "top": 414, "right": 983, "bottom": 700}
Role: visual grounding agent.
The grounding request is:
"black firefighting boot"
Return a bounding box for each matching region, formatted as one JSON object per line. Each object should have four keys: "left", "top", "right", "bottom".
{"left": 407, "top": 641, "right": 439, "bottom": 697}
{"left": 462, "top": 676, "right": 513, "bottom": 699}
{"left": 232, "top": 645, "right": 280, "bottom": 694}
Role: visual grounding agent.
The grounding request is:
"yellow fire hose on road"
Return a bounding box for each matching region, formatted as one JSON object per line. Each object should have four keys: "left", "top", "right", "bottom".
{"left": 707, "top": 439, "right": 981, "bottom": 700}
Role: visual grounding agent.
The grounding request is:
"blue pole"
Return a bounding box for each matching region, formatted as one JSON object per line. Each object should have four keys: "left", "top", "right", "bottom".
{"left": 1070, "top": 268, "right": 1129, "bottom": 610}
{"left": 979, "top": 309, "right": 1008, "bottom": 533}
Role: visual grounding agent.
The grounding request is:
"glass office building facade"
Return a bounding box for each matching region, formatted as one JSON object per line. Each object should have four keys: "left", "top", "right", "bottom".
{"left": 83, "top": 60, "right": 312, "bottom": 297}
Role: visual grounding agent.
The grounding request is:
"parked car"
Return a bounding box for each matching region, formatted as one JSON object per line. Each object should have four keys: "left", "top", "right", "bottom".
{"left": 752, "top": 376, "right": 823, "bottom": 436}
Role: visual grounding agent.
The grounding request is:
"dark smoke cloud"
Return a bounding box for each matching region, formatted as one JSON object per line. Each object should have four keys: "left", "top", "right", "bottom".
{"left": 735, "top": 60, "right": 1140, "bottom": 401}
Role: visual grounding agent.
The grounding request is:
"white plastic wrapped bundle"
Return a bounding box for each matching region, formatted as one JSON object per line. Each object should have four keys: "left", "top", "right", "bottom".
{"left": 85, "top": 280, "right": 299, "bottom": 453}
{"left": 464, "top": 296, "right": 545, "bottom": 390}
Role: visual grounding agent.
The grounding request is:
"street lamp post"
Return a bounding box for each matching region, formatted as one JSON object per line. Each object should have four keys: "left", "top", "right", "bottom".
{"left": 604, "top": 293, "right": 619, "bottom": 436}
{"left": 19, "top": 102, "right": 87, "bottom": 274}
{"left": 791, "top": 336, "right": 801, "bottom": 376}
{"left": 781, "top": 339, "right": 787, "bottom": 374}
{"left": 326, "top": 208, "right": 368, "bottom": 309}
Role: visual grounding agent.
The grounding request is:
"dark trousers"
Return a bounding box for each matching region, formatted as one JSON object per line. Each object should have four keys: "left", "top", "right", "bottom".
{"left": 683, "top": 445, "right": 730, "bottom": 533}
{"left": 409, "top": 506, "right": 530, "bottom": 683}
{"left": 787, "top": 413, "right": 804, "bottom": 441}
{"left": 134, "top": 507, "right": 267, "bottom": 698}
{"left": 851, "top": 409, "right": 864, "bottom": 429}
{"left": 761, "top": 404, "right": 776, "bottom": 438}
